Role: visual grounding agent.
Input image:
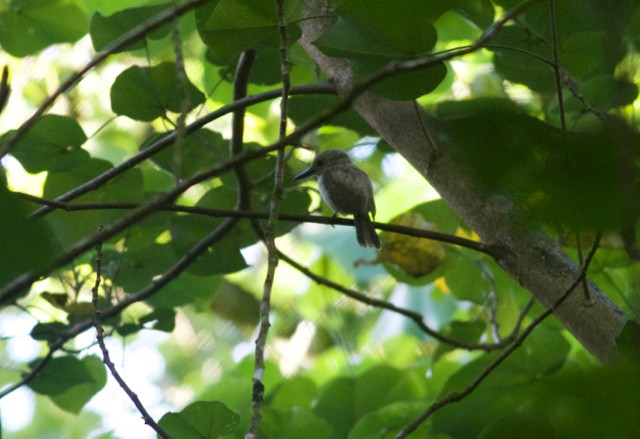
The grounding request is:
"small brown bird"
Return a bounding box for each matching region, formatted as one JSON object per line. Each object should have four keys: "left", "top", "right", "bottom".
{"left": 294, "top": 149, "right": 380, "bottom": 249}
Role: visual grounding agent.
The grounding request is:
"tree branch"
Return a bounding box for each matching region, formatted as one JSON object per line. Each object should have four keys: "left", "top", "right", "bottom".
{"left": 247, "top": 3, "right": 292, "bottom": 435}
{"left": 91, "top": 232, "right": 170, "bottom": 438}
{"left": 279, "top": 250, "right": 534, "bottom": 351}
{"left": 30, "top": 83, "right": 335, "bottom": 218}
{"left": 18, "top": 193, "right": 500, "bottom": 256}
{"left": 299, "top": 0, "right": 626, "bottom": 361}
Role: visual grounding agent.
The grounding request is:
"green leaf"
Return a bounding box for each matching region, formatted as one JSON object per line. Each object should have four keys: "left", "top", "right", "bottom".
{"left": 7, "top": 114, "right": 89, "bottom": 173}
{"left": 433, "top": 320, "right": 486, "bottom": 362}
{"left": 210, "top": 280, "right": 260, "bottom": 328}
{"left": 27, "top": 355, "right": 95, "bottom": 396}
{"left": 314, "top": 16, "right": 447, "bottom": 100}
{"left": 437, "top": 99, "right": 640, "bottom": 230}
{"left": 50, "top": 356, "right": 107, "bottom": 413}
{"left": 314, "top": 365, "right": 427, "bottom": 437}
{"left": 158, "top": 401, "right": 241, "bottom": 439}
{"left": 269, "top": 376, "right": 318, "bottom": 410}
{"left": 444, "top": 257, "right": 488, "bottom": 303}
{"left": 478, "top": 362, "right": 640, "bottom": 438}
{"left": 30, "top": 322, "right": 70, "bottom": 342}
{"left": 0, "top": 185, "right": 56, "bottom": 288}
{"left": 489, "top": 26, "right": 555, "bottom": 92}
{"left": 561, "top": 32, "right": 607, "bottom": 79}
{"left": 348, "top": 401, "right": 435, "bottom": 439}
{"left": 141, "top": 128, "right": 227, "bottom": 179}
{"left": 43, "top": 159, "right": 144, "bottom": 246}
{"left": 262, "top": 407, "right": 333, "bottom": 439}
{"left": 90, "top": 3, "right": 172, "bottom": 52}
{"left": 196, "top": 0, "right": 301, "bottom": 65}
{"left": 562, "top": 76, "right": 638, "bottom": 112}
{"left": 169, "top": 215, "right": 249, "bottom": 276}
{"left": 110, "top": 62, "right": 206, "bottom": 121}
{"left": 332, "top": 0, "right": 443, "bottom": 55}
{"left": 0, "top": 0, "right": 88, "bottom": 57}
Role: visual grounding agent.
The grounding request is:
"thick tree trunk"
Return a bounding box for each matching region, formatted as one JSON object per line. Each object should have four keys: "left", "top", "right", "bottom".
{"left": 299, "top": 0, "right": 627, "bottom": 361}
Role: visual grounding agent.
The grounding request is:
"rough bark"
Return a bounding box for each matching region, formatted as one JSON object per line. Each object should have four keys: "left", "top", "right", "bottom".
{"left": 299, "top": 0, "right": 627, "bottom": 361}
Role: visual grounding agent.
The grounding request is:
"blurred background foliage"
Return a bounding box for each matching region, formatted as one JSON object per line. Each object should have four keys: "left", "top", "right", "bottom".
{"left": 1, "top": 0, "right": 640, "bottom": 437}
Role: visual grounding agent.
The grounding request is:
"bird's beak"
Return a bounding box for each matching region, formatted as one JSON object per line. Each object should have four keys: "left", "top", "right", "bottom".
{"left": 294, "top": 166, "right": 316, "bottom": 181}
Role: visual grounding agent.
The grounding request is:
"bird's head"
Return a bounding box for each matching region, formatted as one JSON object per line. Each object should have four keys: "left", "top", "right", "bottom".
{"left": 294, "top": 149, "right": 352, "bottom": 180}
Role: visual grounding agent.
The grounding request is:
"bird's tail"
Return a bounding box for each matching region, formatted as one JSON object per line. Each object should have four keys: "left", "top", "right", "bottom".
{"left": 354, "top": 214, "right": 380, "bottom": 249}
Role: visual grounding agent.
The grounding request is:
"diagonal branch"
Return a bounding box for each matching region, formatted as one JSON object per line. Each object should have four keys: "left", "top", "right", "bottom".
{"left": 394, "top": 233, "right": 603, "bottom": 438}
{"left": 279, "top": 250, "right": 534, "bottom": 351}
{"left": 30, "top": 83, "right": 335, "bottom": 218}
{"left": 91, "top": 232, "right": 170, "bottom": 438}
{"left": 299, "top": 0, "right": 626, "bottom": 361}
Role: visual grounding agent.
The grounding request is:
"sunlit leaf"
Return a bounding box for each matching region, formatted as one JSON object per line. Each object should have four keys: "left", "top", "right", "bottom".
{"left": 0, "top": 0, "right": 88, "bottom": 57}
{"left": 90, "top": 3, "right": 172, "bottom": 52}
{"left": 159, "top": 401, "right": 240, "bottom": 438}
{"left": 7, "top": 114, "right": 88, "bottom": 173}
{"left": 110, "top": 62, "right": 205, "bottom": 121}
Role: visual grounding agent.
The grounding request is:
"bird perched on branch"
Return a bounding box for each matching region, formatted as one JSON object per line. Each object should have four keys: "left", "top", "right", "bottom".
{"left": 294, "top": 149, "right": 380, "bottom": 249}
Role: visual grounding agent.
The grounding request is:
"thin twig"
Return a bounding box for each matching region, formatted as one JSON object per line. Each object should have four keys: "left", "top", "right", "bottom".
{"left": 91, "top": 231, "right": 170, "bottom": 438}
{"left": 246, "top": 3, "right": 292, "bottom": 437}
{"left": 18, "top": 192, "right": 502, "bottom": 257}
{"left": 279, "top": 251, "right": 534, "bottom": 351}
{"left": 170, "top": 1, "right": 189, "bottom": 183}
{"left": 548, "top": 0, "right": 566, "bottom": 130}
{"left": 394, "top": 232, "right": 602, "bottom": 438}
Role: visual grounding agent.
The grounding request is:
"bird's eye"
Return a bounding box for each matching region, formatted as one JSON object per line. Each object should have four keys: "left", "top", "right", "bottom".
{"left": 315, "top": 159, "right": 323, "bottom": 166}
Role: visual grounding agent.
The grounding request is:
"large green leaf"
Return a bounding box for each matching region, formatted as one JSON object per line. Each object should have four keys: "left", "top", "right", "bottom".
{"left": 348, "top": 401, "right": 436, "bottom": 439}
{"left": 110, "top": 62, "right": 205, "bottom": 121}
{"left": 90, "top": 3, "right": 172, "bottom": 52}
{"left": 0, "top": 0, "right": 88, "bottom": 57}
{"left": 7, "top": 114, "right": 89, "bottom": 173}
{"left": 313, "top": 365, "right": 427, "bottom": 438}
{"left": 169, "top": 214, "right": 250, "bottom": 276}
{"left": 43, "top": 158, "right": 144, "bottom": 246}
{"left": 27, "top": 355, "right": 95, "bottom": 395}
{"left": 478, "top": 362, "right": 640, "bottom": 438}
{"left": 141, "top": 128, "right": 227, "bottom": 179}
{"left": 195, "top": 0, "right": 301, "bottom": 65}
{"left": 262, "top": 407, "right": 333, "bottom": 439}
{"left": 0, "top": 185, "right": 57, "bottom": 288}
{"left": 158, "top": 401, "right": 241, "bottom": 439}
{"left": 49, "top": 355, "right": 107, "bottom": 414}
{"left": 436, "top": 98, "right": 640, "bottom": 230}
{"left": 332, "top": 0, "right": 444, "bottom": 55}
{"left": 313, "top": 12, "right": 447, "bottom": 100}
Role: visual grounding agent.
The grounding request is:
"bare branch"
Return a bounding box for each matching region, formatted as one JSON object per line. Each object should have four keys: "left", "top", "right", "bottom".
{"left": 91, "top": 232, "right": 169, "bottom": 438}
{"left": 279, "top": 251, "right": 534, "bottom": 351}
{"left": 18, "top": 193, "right": 501, "bottom": 257}
{"left": 247, "top": 3, "right": 292, "bottom": 436}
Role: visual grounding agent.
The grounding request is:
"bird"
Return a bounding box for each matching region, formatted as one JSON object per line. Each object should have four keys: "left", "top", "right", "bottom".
{"left": 294, "top": 149, "right": 380, "bottom": 249}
